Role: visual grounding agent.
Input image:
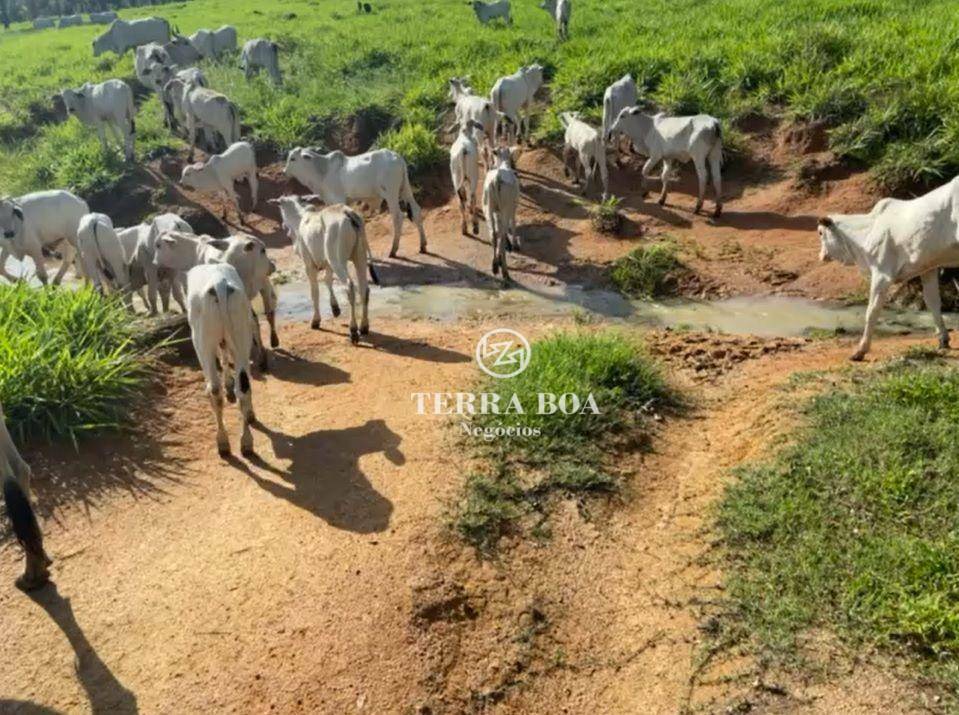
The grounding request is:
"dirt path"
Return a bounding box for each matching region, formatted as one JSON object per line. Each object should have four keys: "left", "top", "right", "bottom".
{"left": 0, "top": 314, "right": 933, "bottom": 713}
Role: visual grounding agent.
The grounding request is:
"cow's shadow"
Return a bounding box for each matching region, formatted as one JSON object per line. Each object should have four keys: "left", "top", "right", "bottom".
{"left": 26, "top": 584, "right": 138, "bottom": 714}
{"left": 238, "top": 419, "right": 401, "bottom": 533}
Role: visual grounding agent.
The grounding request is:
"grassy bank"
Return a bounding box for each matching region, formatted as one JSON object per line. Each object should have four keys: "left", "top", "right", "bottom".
{"left": 0, "top": 284, "right": 152, "bottom": 443}
{"left": 3, "top": 0, "right": 959, "bottom": 196}
{"left": 454, "top": 330, "right": 669, "bottom": 550}
{"left": 718, "top": 357, "right": 959, "bottom": 696}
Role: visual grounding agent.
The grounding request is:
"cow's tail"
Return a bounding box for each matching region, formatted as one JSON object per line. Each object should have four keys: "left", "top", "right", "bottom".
{"left": 327, "top": 216, "right": 352, "bottom": 287}
{"left": 3, "top": 477, "right": 46, "bottom": 570}
{"left": 399, "top": 163, "right": 418, "bottom": 224}
{"left": 710, "top": 120, "right": 724, "bottom": 165}
{"left": 211, "top": 278, "right": 244, "bottom": 365}
{"left": 491, "top": 84, "right": 502, "bottom": 140}
{"left": 229, "top": 102, "right": 240, "bottom": 143}
{"left": 347, "top": 209, "right": 380, "bottom": 286}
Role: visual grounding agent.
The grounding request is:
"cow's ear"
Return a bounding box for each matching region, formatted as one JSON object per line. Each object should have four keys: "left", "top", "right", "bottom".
{"left": 243, "top": 240, "right": 256, "bottom": 252}
{"left": 818, "top": 216, "right": 834, "bottom": 228}
{"left": 12, "top": 206, "right": 23, "bottom": 221}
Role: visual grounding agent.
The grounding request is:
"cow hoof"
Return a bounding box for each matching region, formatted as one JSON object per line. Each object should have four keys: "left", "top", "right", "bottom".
{"left": 15, "top": 573, "right": 49, "bottom": 592}
{"left": 259, "top": 360, "right": 270, "bottom": 374}
{"left": 658, "top": 197, "right": 667, "bottom": 207}
{"left": 694, "top": 203, "right": 703, "bottom": 214}
{"left": 472, "top": 221, "right": 480, "bottom": 235}
{"left": 713, "top": 205, "right": 723, "bottom": 219}
{"left": 940, "top": 336, "right": 951, "bottom": 350}
{"left": 270, "top": 333, "right": 280, "bottom": 349}
{"left": 225, "top": 391, "right": 237, "bottom": 404}
{"left": 218, "top": 444, "right": 231, "bottom": 458}
{"left": 311, "top": 319, "right": 321, "bottom": 330}
{"left": 331, "top": 304, "right": 341, "bottom": 318}
{"left": 419, "top": 245, "right": 428, "bottom": 254}
{"left": 849, "top": 351, "right": 866, "bottom": 362}
{"left": 350, "top": 328, "right": 360, "bottom": 344}
{"left": 360, "top": 324, "right": 370, "bottom": 336}
{"left": 389, "top": 250, "right": 398, "bottom": 258}
{"left": 461, "top": 224, "right": 469, "bottom": 236}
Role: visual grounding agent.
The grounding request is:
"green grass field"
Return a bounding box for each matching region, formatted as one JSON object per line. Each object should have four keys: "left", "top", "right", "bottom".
{"left": 2, "top": 0, "right": 959, "bottom": 197}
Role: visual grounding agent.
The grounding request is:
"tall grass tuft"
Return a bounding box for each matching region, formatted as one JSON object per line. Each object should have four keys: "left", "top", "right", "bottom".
{"left": 0, "top": 284, "right": 152, "bottom": 443}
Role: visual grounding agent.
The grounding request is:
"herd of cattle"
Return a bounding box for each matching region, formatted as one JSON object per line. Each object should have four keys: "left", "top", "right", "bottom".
{"left": 4, "top": 3, "right": 959, "bottom": 591}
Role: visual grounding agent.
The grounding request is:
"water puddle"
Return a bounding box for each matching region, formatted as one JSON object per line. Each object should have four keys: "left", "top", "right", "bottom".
{"left": 276, "top": 282, "right": 949, "bottom": 338}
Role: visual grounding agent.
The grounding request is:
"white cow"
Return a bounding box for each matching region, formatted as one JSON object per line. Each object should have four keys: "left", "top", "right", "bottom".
{"left": 185, "top": 263, "right": 256, "bottom": 457}
{"left": 92, "top": 17, "right": 171, "bottom": 56}
{"left": 60, "top": 79, "right": 136, "bottom": 161}
{"left": 284, "top": 147, "right": 426, "bottom": 257}
{"left": 33, "top": 17, "right": 55, "bottom": 29}
{"left": 607, "top": 107, "right": 723, "bottom": 217}
{"left": 135, "top": 42, "right": 172, "bottom": 91}
{"left": 158, "top": 68, "right": 207, "bottom": 130}
{"left": 1, "top": 401, "right": 51, "bottom": 591}
{"left": 449, "top": 77, "right": 495, "bottom": 166}
{"left": 272, "top": 196, "right": 379, "bottom": 342}
{"left": 58, "top": 14, "right": 83, "bottom": 28}
{"left": 818, "top": 177, "right": 959, "bottom": 360}
{"left": 560, "top": 112, "right": 608, "bottom": 199}
{"left": 162, "top": 35, "right": 202, "bottom": 67}
{"left": 0, "top": 190, "right": 88, "bottom": 285}
{"left": 180, "top": 82, "right": 241, "bottom": 159}
{"left": 472, "top": 0, "right": 511, "bottom": 24}
{"left": 490, "top": 64, "right": 544, "bottom": 144}
{"left": 89, "top": 11, "right": 118, "bottom": 24}
{"left": 128, "top": 212, "right": 192, "bottom": 314}
{"left": 450, "top": 121, "right": 485, "bottom": 236}
{"left": 189, "top": 29, "right": 215, "bottom": 58}
{"left": 155, "top": 232, "right": 278, "bottom": 369}
{"left": 538, "top": 0, "right": 570, "bottom": 39}
{"left": 482, "top": 147, "right": 520, "bottom": 283}
{"left": 212, "top": 25, "right": 238, "bottom": 55}
{"left": 181, "top": 141, "right": 258, "bottom": 221}
{"left": 77, "top": 212, "right": 131, "bottom": 300}
{"left": 241, "top": 39, "right": 282, "bottom": 85}
{"left": 602, "top": 73, "right": 638, "bottom": 160}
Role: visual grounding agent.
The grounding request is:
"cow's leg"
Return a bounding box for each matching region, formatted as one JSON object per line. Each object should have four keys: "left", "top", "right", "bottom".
{"left": 197, "top": 338, "right": 230, "bottom": 456}
{"left": 921, "top": 269, "right": 950, "bottom": 349}
{"left": 657, "top": 159, "right": 674, "bottom": 207}
{"left": 158, "top": 279, "right": 172, "bottom": 313}
{"left": 356, "top": 262, "right": 370, "bottom": 336}
{"left": 226, "top": 184, "right": 243, "bottom": 222}
{"left": 456, "top": 186, "right": 468, "bottom": 235}
{"left": 469, "top": 180, "right": 480, "bottom": 235}
{"left": 386, "top": 197, "right": 404, "bottom": 258}
{"left": 186, "top": 115, "right": 198, "bottom": 161}
{"left": 639, "top": 156, "right": 658, "bottom": 197}
{"left": 692, "top": 155, "right": 707, "bottom": 214}
{"left": 498, "top": 224, "right": 510, "bottom": 283}
{"left": 231, "top": 350, "right": 255, "bottom": 456}
{"left": 28, "top": 245, "right": 49, "bottom": 286}
{"left": 171, "top": 275, "right": 188, "bottom": 313}
{"left": 851, "top": 274, "right": 890, "bottom": 361}
{"left": 347, "top": 280, "right": 360, "bottom": 344}
{"left": 305, "top": 261, "right": 322, "bottom": 329}
{"left": 708, "top": 143, "right": 723, "bottom": 218}
{"left": 144, "top": 265, "right": 160, "bottom": 315}
{"left": 247, "top": 170, "right": 259, "bottom": 212}
{"left": 261, "top": 283, "right": 279, "bottom": 348}
{"left": 324, "top": 266, "right": 341, "bottom": 317}
{"left": 250, "top": 309, "right": 268, "bottom": 373}
{"left": 0, "top": 247, "right": 16, "bottom": 282}
{"left": 95, "top": 121, "right": 109, "bottom": 154}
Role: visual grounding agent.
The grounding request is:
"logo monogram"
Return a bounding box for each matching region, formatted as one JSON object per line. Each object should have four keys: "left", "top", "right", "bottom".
{"left": 475, "top": 329, "right": 531, "bottom": 379}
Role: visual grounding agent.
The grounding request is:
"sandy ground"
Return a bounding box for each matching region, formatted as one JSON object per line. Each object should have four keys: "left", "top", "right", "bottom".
{"left": 0, "top": 316, "right": 939, "bottom": 714}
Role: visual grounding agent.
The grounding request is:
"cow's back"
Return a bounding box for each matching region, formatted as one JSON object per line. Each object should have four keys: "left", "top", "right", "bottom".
{"left": 21, "top": 191, "right": 88, "bottom": 240}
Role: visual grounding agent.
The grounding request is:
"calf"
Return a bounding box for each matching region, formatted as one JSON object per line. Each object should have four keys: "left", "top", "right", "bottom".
{"left": 560, "top": 112, "right": 608, "bottom": 199}
{"left": 482, "top": 148, "right": 520, "bottom": 283}
{"left": 1, "top": 401, "right": 51, "bottom": 591}
{"left": 186, "top": 263, "right": 256, "bottom": 457}
{"left": 241, "top": 39, "right": 282, "bottom": 85}
{"left": 450, "top": 121, "right": 485, "bottom": 236}
{"left": 272, "top": 196, "right": 379, "bottom": 343}
{"left": 0, "top": 190, "right": 88, "bottom": 285}
{"left": 77, "top": 212, "right": 131, "bottom": 302}
{"left": 818, "top": 176, "right": 959, "bottom": 360}
{"left": 284, "top": 147, "right": 426, "bottom": 257}
{"left": 472, "top": 0, "right": 511, "bottom": 24}
{"left": 180, "top": 82, "right": 241, "bottom": 159}
{"left": 154, "top": 231, "right": 278, "bottom": 369}
{"left": 602, "top": 74, "right": 638, "bottom": 162}
{"left": 490, "top": 64, "right": 544, "bottom": 144}
{"left": 181, "top": 141, "right": 258, "bottom": 222}
{"left": 60, "top": 79, "right": 136, "bottom": 161}
{"left": 128, "top": 212, "right": 193, "bottom": 314}
{"left": 449, "top": 77, "right": 495, "bottom": 166}
{"left": 538, "top": 0, "right": 570, "bottom": 39}
{"left": 608, "top": 107, "right": 723, "bottom": 217}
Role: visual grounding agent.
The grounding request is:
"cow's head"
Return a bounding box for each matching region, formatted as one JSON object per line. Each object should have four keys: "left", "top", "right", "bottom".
{"left": 180, "top": 162, "right": 210, "bottom": 191}
{"left": 92, "top": 31, "right": 110, "bottom": 57}
{"left": 153, "top": 230, "right": 200, "bottom": 271}
{"left": 816, "top": 216, "right": 849, "bottom": 264}
{"left": 0, "top": 198, "right": 24, "bottom": 244}
{"left": 59, "top": 88, "right": 84, "bottom": 117}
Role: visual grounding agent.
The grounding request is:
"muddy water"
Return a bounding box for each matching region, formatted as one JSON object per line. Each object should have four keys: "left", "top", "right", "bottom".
{"left": 276, "top": 282, "right": 949, "bottom": 338}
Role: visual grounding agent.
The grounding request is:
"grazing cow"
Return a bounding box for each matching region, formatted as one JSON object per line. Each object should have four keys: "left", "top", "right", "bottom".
{"left": 490, "top": 64, "right": 544, "bottom": 144}
{"left": 284, "top": 147, "right": 426, "bottom": 257}
{"left": 449, "top": 77, "right": 495, "bottom": 166}
{"left": 58, "top": 14, "right": 83, "bottom": 28}
{"left": 272, "top": 196, "right": 379, "bottom": 342}
{"left": 472, "top": 0, "right": 511, "bottom": 24}
{"left": 93, "top": 17, "right": 171, "bottom": 56}
{"left": 1, "top": 402, "right": 51, "bottom": 591}
{"left": 60, "top": 79, "right": 136, "bottom": 161}
{"left": 189, "top": 28, "right": 215, "bottom": 58}
{"left": 607, "top": 107, "right": 723, "bottom": 217}
{"left": 560, "top": 112, "right": 608, "bottom": 199}
{"left": 0, "top": 190, "right": 89, "bottom": 285}
{"left": 158, "top": 68, "right": 207, "bottom": 130}
{"left": 154, "top": 231, "right": 278, "bottom": 369}
{"left": 241, "top": 38, "right": 282, "bottom": 85}
{"left": 212, "top": 25, "right": 238, "bottom": 55}
{"left": 180, "top": 82, "right": 241, "bottom": 160}
{"left": 450, "top": 120, "right": 486, "bottom": 236}
{"left": 817, "top": 177, "right": 959, "bottom": 360}
{"left": 602, "top": 74, "right": 638, "bottom": 161}
{"left": 128, "top": 212, "right": 192, "bottom": 314}
{"left": 538, "top": 0, "right": 570, "bottom": 39}
{"left": 33, "top": 17, "right": 55, "bottom": 29}
{"left": 181, "top": 141, "right": 259, "bottom": 222}
{"left": 185, "top": 263, "right": 257, "bottom": 457}
{"left": 162, "top": 35, "right": 203, "bottom": 67}
{"left": 89, "top": 11, "right": 118, "bottom": 24}
{"left": 77, "top": 213, "right": 131, "bottom": 301}
{"left": 482, "top": 147, "right": 520, "bottom": 283}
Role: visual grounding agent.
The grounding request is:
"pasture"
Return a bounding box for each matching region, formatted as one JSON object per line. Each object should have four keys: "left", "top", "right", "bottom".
{"left": 3, "top": 0, "right": 959, "bottom": 712}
